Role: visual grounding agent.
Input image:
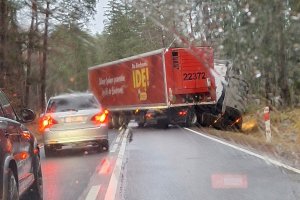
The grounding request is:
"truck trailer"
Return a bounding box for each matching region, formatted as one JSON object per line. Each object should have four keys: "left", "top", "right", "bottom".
{"left": 88, "top": 47, "right": 246, "bottom": 129}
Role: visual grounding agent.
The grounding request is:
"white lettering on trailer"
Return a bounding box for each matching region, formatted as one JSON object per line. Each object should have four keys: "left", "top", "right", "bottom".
{"left": 132, "top": 62, "right": 148, "bottom": 69}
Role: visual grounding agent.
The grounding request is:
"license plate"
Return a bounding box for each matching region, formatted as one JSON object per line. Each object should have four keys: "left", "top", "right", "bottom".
{"left": 64, "top": 116, "right": 85, "bottom": 123}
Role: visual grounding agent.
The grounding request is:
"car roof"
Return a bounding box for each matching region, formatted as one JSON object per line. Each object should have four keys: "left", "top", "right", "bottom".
{"left": 50, "top": 92, "right": 94, "bottom": 100}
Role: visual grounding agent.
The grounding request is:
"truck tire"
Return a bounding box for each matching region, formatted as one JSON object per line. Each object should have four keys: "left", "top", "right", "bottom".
{"left": 222, "top": 108, "right": 243, "bottom": 130}
{"left": 118, "top": 114, "right": 126, "bottom": 127}
{"left": 111, "top": 115, "right": 120, "bottom": 129}
{"left": 157, "top": 119, "right": 168, "bottom": 129}
{"left": 138, "top": 122, "right": 145, "bottom": 128}
{"left": 118, "top": 113, "right": 128, "bottom": 126}
{"left": 200, "top": 113, "right": 215, "bottom": 127}
{"left": 136, "top": 112, "right": 146, "bottom": 128}
{"left": 185, "top": 109, "right": 197, "bottom": 127}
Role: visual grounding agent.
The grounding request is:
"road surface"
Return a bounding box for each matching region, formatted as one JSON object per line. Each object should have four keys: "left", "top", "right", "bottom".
{"left": 39, "top": 125, "right": 300, "bottom": 200}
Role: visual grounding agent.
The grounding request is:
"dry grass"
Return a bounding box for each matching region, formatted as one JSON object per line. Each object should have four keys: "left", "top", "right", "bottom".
{"left": 201, "top": 107, "right": 300, "bottom": 168}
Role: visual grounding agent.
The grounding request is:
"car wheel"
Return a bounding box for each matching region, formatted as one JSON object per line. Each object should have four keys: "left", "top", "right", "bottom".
{"left": 7, "top": 168, "right": 19, "bottom": 200}
{"left": 24, "top": 156, "right": 43, "bottom": 200}
{"left": 44, "top": 146, "right": 55, "bottom": 157}
{"left": 98, "top": 140, "right": 109, "bottom": 152}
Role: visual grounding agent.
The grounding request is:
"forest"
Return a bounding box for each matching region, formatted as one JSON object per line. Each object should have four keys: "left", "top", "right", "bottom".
{"left": 0, "top": 0, "right": 299, "bottom": 112}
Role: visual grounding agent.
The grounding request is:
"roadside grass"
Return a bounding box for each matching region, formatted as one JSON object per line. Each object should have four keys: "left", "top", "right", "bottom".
{"left": 201, "top": 107, "right": 300, "bottom": 168}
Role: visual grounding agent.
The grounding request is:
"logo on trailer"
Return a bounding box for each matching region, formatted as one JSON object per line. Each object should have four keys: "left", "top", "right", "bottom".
{"left": 132, "top": 61, "right": 150, "bottom": 101}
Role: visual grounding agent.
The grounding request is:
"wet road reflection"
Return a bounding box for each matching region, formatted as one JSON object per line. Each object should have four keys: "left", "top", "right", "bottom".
{"left": 40, "top": 130, "right": 118, "bottom": 200}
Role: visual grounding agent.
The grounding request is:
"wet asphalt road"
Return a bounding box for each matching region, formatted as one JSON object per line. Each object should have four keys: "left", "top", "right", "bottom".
{"left": 39, "top": 126, "right": 300, "bottom": 200}
{"left": 119, "top": 126, "right": 300, "bottom": 200}
{"left": 40, "top": 129, "right": 120, "bottom": 200}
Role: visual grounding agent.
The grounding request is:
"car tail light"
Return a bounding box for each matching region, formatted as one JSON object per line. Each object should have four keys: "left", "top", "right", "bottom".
{"left": 91, "top": 110, "right": 109, "bottom": 124}
{"left": 39, "top": 115, "right": 58, "bottom": 132}
{"left": 178, "top": 110, "right": 187, "bottom": 116}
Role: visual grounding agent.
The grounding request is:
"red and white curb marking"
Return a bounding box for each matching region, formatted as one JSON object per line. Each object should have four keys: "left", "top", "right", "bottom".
{"left": 104, "top": 129, "right": 128, "bottom": 200}
{"left": 84, "top": 129, "right": 129, "bottom": 200}
{"left": 264, "top": 106, "right": 272, "bottom": 143}
{"left": 86, "top": 185, "right": 102, "bottom": 200}
{"left": 211, "top": 174, "right": 248, "bottom": 189}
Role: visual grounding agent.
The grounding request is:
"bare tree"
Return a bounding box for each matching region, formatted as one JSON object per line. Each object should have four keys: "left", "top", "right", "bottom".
{"left": 40, "top": 0, "right": 50, "bottom": 111}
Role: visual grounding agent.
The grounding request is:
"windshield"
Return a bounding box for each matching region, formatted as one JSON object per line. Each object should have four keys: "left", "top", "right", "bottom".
{"left": 1, "top": 0, "right": 299, "bottom": 200}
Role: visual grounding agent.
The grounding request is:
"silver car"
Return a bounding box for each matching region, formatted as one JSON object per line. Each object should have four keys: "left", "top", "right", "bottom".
{"left": 40, "top": 93, "right": 109, "bottom": 157}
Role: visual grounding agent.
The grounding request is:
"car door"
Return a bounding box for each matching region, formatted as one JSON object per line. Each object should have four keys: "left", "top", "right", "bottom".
{"left": 0, "top": 92, "right": 34, "bottom": 194}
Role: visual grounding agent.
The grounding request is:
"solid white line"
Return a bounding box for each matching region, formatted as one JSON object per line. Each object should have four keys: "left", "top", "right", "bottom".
{"left": 110, "top": 143, "right": 119, "bottom": 153}
{"left": 104, "top": 130, "right": 129, "bottom": 200}
{"left": 85, "top": 185, "right": 101, "bottom": 200}
{"left": 185, "top": 128, "right": 300, "bottom": 174}
{"left": 115, "top": 133, "right": 122, "bottom": 143}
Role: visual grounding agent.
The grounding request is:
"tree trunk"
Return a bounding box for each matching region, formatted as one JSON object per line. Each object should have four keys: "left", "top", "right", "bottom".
{"left": 40, "top": 1, "right": 49, "bottom": 111}
{"left": 0, "top": 0, "right": 7, "bottom": 88}
{"left": 25, "top": 0, "right": 36, "bottom": 107}
{"left": 277, "top": 1, "right": 291, "bottom": 107}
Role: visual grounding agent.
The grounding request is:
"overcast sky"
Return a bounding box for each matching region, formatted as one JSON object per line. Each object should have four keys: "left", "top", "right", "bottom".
{"left": 88, "top": 0, "right": 110, "bottom": 34}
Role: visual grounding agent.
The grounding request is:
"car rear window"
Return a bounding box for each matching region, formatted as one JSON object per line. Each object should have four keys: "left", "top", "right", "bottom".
{"left": 46, "top": 95, "right": 100, "bottom": 113}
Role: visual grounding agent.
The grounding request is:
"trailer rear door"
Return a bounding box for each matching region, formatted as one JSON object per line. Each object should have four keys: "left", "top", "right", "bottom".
{"left": 172, "top": 48, "right": 214, "bottom": 95}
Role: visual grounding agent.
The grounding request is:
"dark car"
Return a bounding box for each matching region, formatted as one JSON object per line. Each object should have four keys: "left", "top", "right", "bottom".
{"left": 0, "top": 90, "right": 43, "bottom": 199}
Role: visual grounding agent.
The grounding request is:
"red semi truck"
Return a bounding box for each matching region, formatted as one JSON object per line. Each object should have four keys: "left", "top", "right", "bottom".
{"left": 88, "top": 47, "right": 247, "bottom": 129}
{"left": 88, "top": 47, "right": 220, "bottom": 128}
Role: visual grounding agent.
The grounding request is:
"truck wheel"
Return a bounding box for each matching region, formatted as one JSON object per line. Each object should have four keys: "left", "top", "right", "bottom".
{"left": 200, "top": 113, "right": 214, "bottom": 127}
{"left": 185, "top": 109, "right": 197, "bottom": 127}
{"left": 157, "top": 119, "right": 168, "bottom": 129}
{"left": 118, "top": 114, "right": 127, "bottom": 127}
{"left": 108, "top": 115, "right": 113, "bottom": 129}
{"left": 199, "top": 113, "right": 205, "bottom": 126}
{"left": 136, "top": 112, "right": 146, "bottom": 128}
{"left": 111, "top": 115, "right": 120, "bottom": 129}
{"left": 138, "top": 122, "right": 145, "bottom": 128}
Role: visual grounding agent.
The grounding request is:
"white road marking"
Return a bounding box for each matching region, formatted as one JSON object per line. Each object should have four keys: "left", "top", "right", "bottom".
{"left": 104, "top": 129, "right": 129, "bottom": 200}
{"left": 115, "top": 133, "right": 122, "bottom": 143}
{"left": 185, "top": 128, "right": 300, "bottom": 174}
{"left": 85, "top": 185, "right": 101, "bottom": 200}
{"left": 110, "top": 143, "right": 119, "bottom": 153}
{"left": 128, "top": 121, "right": 138, "bottom": 128}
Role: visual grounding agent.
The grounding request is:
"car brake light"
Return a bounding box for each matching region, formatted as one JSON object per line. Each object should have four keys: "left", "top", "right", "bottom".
{"left": 91, "top": 110, "right": 109, "bottom": 124}
{"left": 39, "top": 115, "right": 58, "bottom": 132}
{"left": 178, "top": 111, "right": 187, "bottom": 116}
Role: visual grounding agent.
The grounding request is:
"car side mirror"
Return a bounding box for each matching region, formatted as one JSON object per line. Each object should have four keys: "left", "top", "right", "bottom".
{"left": 20, "top": 108, "right": 36, "bottom": 123}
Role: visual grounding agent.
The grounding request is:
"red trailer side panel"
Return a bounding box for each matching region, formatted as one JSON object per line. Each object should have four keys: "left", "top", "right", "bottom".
{"left": 88, "top": 51, "right": 167, "bottom": 110}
